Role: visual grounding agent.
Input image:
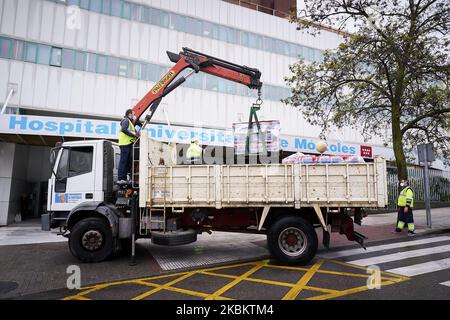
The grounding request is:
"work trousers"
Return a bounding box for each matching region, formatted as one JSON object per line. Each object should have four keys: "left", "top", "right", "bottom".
{"left": 397, "top": 207, "right": 415, "bottom": 231}
{"left": 118, "top": 144, "right": 133, "bottom": 181}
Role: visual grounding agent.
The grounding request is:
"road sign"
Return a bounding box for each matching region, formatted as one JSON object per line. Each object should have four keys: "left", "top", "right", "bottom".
{"left": 418, "top": 143, "right": 435, "bottom": 163}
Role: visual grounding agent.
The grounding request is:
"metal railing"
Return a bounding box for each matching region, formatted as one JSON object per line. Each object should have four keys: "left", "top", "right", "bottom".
{"left": 386, "top": 166, "right": 450, "bottom": 209}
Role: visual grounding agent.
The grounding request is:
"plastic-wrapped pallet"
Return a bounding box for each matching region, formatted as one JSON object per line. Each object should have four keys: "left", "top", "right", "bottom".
{"left": 281, "top": 154, "right": 363, "bottom": 164}
{"left": 232, "top": 120, "right": 280, "bottom": 155}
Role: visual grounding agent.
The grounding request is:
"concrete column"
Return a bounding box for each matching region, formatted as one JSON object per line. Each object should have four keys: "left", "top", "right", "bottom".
{"left": 0, "top": 142, "right": 16, "bottom": 225}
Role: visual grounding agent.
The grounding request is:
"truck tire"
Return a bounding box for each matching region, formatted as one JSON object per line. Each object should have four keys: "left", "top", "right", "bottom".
{"left": 267, "top": 215, "right": 318, "bottom": 265}
{"left": 69, "top": 217, "right": 114, "bottom": 263}
{"left": 151, "top": 229, "right": 197, "bottom": 246}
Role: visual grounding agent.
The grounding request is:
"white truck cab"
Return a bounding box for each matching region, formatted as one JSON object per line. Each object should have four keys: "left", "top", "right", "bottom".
{"left": 45, "top": 140, "right": 120, "bottom": 229}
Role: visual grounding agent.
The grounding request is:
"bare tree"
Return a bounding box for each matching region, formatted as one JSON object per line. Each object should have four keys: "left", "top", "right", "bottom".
{"left": 285, "top": 0, "right": 450, "bottom": 179}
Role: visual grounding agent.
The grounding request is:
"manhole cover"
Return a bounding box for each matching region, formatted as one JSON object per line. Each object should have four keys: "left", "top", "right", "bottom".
{"left": 0, "top": 281, "right": 18, "bottom": 294}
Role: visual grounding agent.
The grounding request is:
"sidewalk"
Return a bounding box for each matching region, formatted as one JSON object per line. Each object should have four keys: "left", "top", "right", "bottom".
{"left": 317, "top": 207, "right": 450, "bottom": 249}
{"left": 363, "top": 207, "right": 450, "bottom": 230}
{"left": 0, "top": 218, "right": 66, "bottom": 246}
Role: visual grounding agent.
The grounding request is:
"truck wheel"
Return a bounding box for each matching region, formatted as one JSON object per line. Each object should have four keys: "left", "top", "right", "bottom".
{"left": 267, "top": 215, "right": 318, "bottom": 265}
{"left": 151, "top": 229, "right": 197, "bottom": 246}
{"left": 69, "top": 217, "right": 113, "bottom": 263}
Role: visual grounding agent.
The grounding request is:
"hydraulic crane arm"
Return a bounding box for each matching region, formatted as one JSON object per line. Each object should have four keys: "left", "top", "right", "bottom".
{"left": 132, "top": 47, "right": 263, "bottom": 122}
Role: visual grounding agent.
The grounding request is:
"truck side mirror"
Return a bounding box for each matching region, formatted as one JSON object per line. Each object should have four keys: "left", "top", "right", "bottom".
{"left": 50, "top": 144, "right": 62, "bottom": 178}
{"left": 49, "top": 148, "right": 57, "bottom": 168}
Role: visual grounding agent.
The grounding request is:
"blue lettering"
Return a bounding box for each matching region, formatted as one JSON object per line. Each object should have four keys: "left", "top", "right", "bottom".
{"left": 45, "top": 121, "right": 57, "bottom": 132}
{"left": 157, "top": 125, "right": 163, "bottom": 138}
{"left": 307, "top": 142, "right": 315, "bottom": 150}
{"left": 281, "top": 139, "right": 288, "bottom": 148}
{"left": 95, "top": 125, "right": 109, "bottom": 135}
{"left": 75, "top": 120, "right": 82, "bottom": 133}
{"left": 148, "top": 126, "right": 156, "bottom": 138}
{"left": 59, "top": 122, "right": 74, "bottom": 135}
{"left": 85, "top": 121, "right": 94, "bottom": 133}
{"left": 342, "top": 146, "right": 348, "bottom": 153}
{"left": 349, "top": 147, "right": 356, "bottom": 154}
{"left": 178, "top": 130, "right": 189, "bottom": 141}
{"left": 330, "top": 144, "right": 337, "bottom": 152}
{"left": 295, "top": 138, "right": 308, "bottom": 149}
{"left": 8, "top": 116, "right": 27, "bottom": 130}
{"left": 111, "top": 122, "right": 117, "bottom": 135}
{"left": 200, "top": 132, "right": 208, "bottom": 142}
{"left": 165, "top": 129, "right": 175, "bottom": 139}
{"left": 29, "top": 120, "right": 43, "bottom": 131}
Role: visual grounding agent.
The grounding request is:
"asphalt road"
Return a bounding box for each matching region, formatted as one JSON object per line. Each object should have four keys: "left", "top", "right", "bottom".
{"left": 4, "top": 231, "right": 449, "bottom": 300}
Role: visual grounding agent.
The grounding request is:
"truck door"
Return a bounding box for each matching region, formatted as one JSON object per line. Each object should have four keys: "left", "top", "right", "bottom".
{"left": 49, "top": 145, "right": 96, "bottom": 212}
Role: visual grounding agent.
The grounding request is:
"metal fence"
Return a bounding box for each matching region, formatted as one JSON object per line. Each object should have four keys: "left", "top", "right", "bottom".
{"left": 387, "top": 166, "right": 450, "bottom": 209}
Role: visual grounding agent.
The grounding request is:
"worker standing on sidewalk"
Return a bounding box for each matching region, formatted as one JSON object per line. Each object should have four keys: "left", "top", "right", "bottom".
{"left": 118, "top": 109, "right": 139, "bottom": 183}
{"left": 395, "top": 179, "right": 415, "bottom": 236}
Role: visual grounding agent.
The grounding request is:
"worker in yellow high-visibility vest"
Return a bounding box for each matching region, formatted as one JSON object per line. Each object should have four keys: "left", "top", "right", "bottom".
{"left": 118, "top": 109, "right": 139, "bottom": 183}
{"left": 186, "top": 137, "right": 203, "bottom": 164}
{"left": 395, "top": 179, "right": 415, "bottom": 236}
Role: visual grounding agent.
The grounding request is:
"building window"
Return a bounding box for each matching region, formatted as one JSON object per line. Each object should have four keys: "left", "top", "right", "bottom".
{"left": 101, "top": 0, "right": 111, "bottom": 15}
{"left": 86, "top": 52, "right": 97, "bottom": 72}
{"left": 96, "top": 55, "right": 108, "bottom": 74}
{"left": 118, "top": 59, "right": 128, "bottom": 77}
{"left": 62, "top": 48, "right": 75, "bottom": 68}
{"left": 89, "top": 0, "right": 102, "bottom": 13}
{"left": 186, "top": 17, "right": 202, "bottom": 36}
{"left": 50, "top": 47, "right": 62, "bottom": 67}
{"left": 79, "top": 0, "right": 89, "bottom": 10}
{"left": 110, "top": 0, "right": 121, "bottom": 17}
{"left": 67, "top": 0, "right": 80, "bottom": 6}
{"left": 248, "top": 33, "right": 262, "bottom": 50}
{"left": 205, "top": 75, "right": 218, "bottom": 91}
{"left": 0, "top": 37, "right": 12, "bottom": 59}
{"left": 107, "top": 56, "right": 119, "bottom": 75}
{"left": 121, "top": 1, "right": 131, "bottom": 19}
{"left": 37, "top": 44, "right": 51, "bottom": 65}
{"left": 74, "top": 51, "right": 86, "bottom": 71}
{"left": 240, "top": 31, "right": 249, "bottom": 46}
{"left": 140, "top": 6, "right": 150, "bottom": 23}
{"left": 131, "top": 3, "right": 142, "bottom": 21}
{"left": 150, "top": 8, "right": 169, "bottom": 28}
{"left": 128, "top": 61, "right": 139, "bottom": 79}
{"left": 170, "top": 13, "right": 185, "bottom": 31}
{"left": 138, "top": 63, "right": 147, "bottom": 80}
{"left": 24, "top": 42, "right": 37, "bottom": 63}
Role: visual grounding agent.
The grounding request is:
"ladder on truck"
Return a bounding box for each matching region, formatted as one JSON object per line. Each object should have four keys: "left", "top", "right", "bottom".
{"left": 139, "top": 166, "right": 168, "bottom": 235}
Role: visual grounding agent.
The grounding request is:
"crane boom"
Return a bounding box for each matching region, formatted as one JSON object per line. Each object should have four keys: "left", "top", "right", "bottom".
{"left": 131, "top": 47, "right": 262, "bottom": 122}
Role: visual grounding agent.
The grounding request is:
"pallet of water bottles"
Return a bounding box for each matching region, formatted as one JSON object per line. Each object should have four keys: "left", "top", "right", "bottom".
{"left": 281, "top": 152, "right": 366, "bottom": 164}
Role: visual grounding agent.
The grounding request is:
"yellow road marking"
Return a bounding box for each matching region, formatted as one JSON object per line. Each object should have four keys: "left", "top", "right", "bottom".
{"left": 307, "top": 280, "right": 396, "bottom": 300}
{"left": 132, "top": 272, "right": 196, "bottom": 300}
{"left": 205, "top": 260, "right": 268, "bottom": 300}
{"left": 282, "top": 259, "right": 324, "bottom": 300}
{"left": 135, "top": 280, "right": 211, "bottom": 299}
{"left": 62, "top": 258, "right": 409, "bottom": 301}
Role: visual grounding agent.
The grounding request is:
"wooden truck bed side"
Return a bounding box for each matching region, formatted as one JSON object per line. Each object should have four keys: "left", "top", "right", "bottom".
{"left": 138, "top": 133, "right": 388, "bottom": 209}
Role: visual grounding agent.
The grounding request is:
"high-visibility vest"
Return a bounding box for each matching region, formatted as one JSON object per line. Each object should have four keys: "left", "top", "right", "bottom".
{"left": 398, "top": 187, "right": 414, "bottom": 208}
{"left": 118, "top": 118, "right": 137, "bottom": 146}
{"left": 186, "top": 143, "right": 202, "bottom": 159}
